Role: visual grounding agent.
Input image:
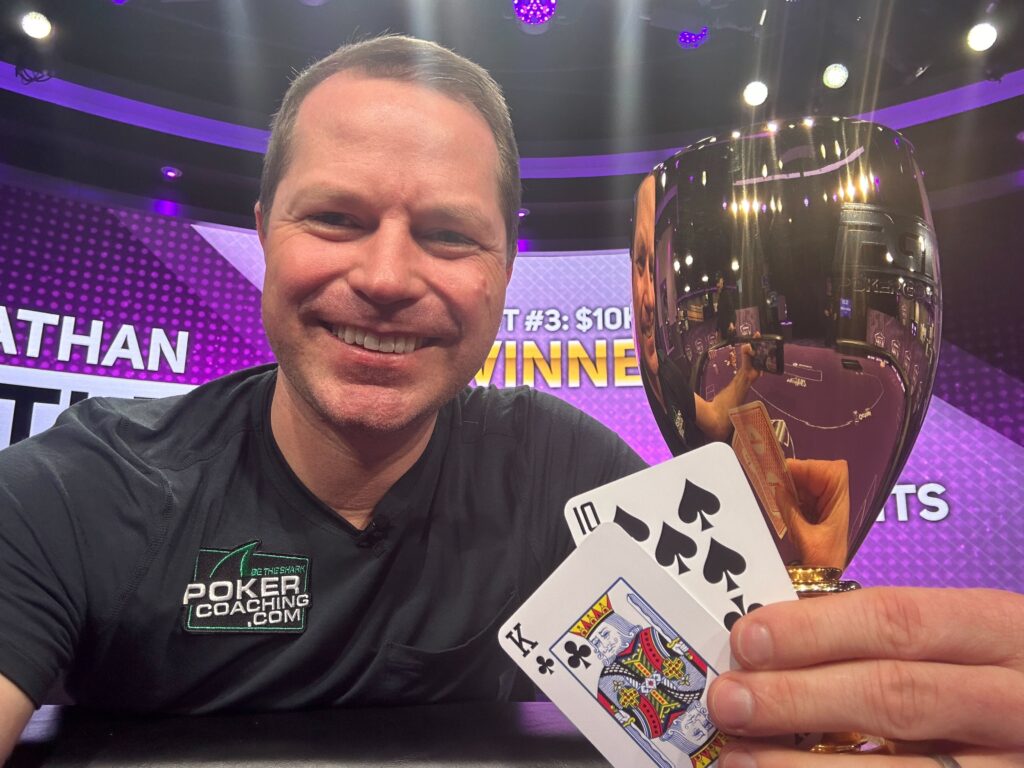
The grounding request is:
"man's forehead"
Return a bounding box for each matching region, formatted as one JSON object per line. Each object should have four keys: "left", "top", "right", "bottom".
{"left": 294, "top": 70, "right": 485, "bottom": 137}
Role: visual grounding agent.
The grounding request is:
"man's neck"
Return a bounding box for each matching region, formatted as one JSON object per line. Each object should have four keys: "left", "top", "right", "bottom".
{"left": 269, "top": 377, "right": 437, "bottom": 530}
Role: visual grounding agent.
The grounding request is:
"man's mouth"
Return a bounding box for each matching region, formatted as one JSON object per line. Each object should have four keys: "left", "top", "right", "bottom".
{"left": 331, "top": 324, "right": 424, "bottom": 355}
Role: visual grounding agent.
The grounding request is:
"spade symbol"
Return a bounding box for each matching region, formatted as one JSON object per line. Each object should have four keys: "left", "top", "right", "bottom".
{"left": 678, "top": 480, "right": 721, "bottom": 531}
{"left": 614, "top": 505, "right": 651, "bottom": 543}
{"left": 703, "top": 538, "right": 748, "bottom": 591}
{"left": 654, "top": 523, "right": 698, "bottom": 575}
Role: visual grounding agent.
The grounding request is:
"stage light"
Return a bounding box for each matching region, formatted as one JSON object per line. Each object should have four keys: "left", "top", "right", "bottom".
{"left": 967, "top": 22, "right": 997, "bottom": 51}
{"left": 21, "top": 12, "right": 52, "bottom": 40}
{"left": 517, "top": 208, "right": 530, "bottom": 219}
{"left": 701, "top": 274, "right": 709, "bottom": 283}
{"left": 766, "top": 121, "right": 778, "bottom": 132}
{"left": 685, "top": 253, "right": 694, "bottom": 267}
{"left": 731, "top": 130, "right": 742, "bottom": 139}
{"left": 731, "top": 259, "right": 740, "bottom": 272}
{"left": 161, "top": 166, "right": 183, "bottom": 180}
{"left": 677, "top": 26, "right": 709, "bottom": 49}
{"left": 673, "top": 259, "right": 681, "bottom": 272}
{"left": 802, "top": 117, "right": 814, "bottom": 127}
{"left": 513, "top": 0, "right": 556, "bottom": 26}
{"left": 822, "top": 63, "right": 849, "bottom": 89}
{"left": 743, "top": 81, "right": 768, "bottom": 106}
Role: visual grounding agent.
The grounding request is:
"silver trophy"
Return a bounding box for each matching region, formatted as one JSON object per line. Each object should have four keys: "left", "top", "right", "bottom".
{"left": 631, "top": 117, "right": 941, "bottom": 588}
{"left": 630, "top": 118, "right": 942, "bottom": 751}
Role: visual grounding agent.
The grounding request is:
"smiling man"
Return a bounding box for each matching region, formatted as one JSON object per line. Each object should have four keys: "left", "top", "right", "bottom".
{"left": 0, "top": 35, "right": 646, "bottom": 758}
{"left": 2, "top": 35, "right": 1023, "bottom": 767}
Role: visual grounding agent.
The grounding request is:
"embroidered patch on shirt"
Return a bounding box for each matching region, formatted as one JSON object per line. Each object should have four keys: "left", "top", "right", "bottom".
{"left": 181, "top": 540, "right": 311, "bottom": 633}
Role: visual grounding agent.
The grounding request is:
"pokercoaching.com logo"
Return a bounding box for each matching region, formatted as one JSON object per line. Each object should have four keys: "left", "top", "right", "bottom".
{"left": 181, "top": 540, "right": 311, "bottom": 633}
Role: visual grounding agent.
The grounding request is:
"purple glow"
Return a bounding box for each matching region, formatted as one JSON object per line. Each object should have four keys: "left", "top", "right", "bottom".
{"left": 513, "top": 0, "right": 556, "bottom": 25}
{"left": 161, "top": 165, "right": 182, "bottom": 180}
{"left": 1, "top": 60, "right": 1021, "bottom": 179}
{"left": 517, "top": 207, "right": 530, "bottom": 218}
{"left": 1017, "top": 130, "right": 1024, "bottom": 143}
{"left": 151, "top": 199, "right": 181, "bottom": 216}
{"left": 854, "top": 67, "right": 1024, "bottom": 129}
{"left": 677, "top": 26, "right": 709, "bottom": 49}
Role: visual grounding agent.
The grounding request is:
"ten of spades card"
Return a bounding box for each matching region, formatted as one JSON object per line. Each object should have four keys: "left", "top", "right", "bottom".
{"left": 563, "top": 443, "right": 797, "bottom": 631}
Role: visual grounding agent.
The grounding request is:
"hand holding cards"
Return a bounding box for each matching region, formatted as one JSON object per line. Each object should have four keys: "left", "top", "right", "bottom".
{"left": 499, "top": 445, "right": 798, "bottom": 767}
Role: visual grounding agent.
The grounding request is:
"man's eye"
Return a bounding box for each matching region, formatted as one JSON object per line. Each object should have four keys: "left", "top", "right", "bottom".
{"left": 428, "top": 230, "right": 474, "bottom": 246}
{"left": 309, "top": 213, "right": 357, "bottom": 228}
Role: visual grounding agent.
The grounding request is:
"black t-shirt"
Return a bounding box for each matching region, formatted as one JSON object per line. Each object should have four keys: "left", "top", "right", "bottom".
{"left": 0, "top": 365, "right": 645, "bottom": 713}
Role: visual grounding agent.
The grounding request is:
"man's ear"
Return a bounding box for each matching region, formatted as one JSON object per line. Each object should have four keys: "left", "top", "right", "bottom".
{"left": 254, "top": 202, "right": 266, "bottom": 250}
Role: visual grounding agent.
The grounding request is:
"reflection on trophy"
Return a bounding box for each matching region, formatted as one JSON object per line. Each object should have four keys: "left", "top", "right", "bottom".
{"left": 631, "top": 118, "right": 941, "bottom": 752}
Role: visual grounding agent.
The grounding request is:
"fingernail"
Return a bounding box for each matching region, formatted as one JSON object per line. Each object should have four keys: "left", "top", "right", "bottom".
{"left": 735, "top": 620, "right": 772, "bottom": 668}
{"left": 720, "top": 745, "right": 757, "bottom": 768}
{"left": 710, "top": 678, "right": 755, "bottom": 731}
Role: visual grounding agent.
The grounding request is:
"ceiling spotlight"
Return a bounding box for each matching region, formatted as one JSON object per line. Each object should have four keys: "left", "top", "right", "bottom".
{"left": 513, "top": 0, "right": 556, "bottom": 26}
{"left": 701, "top": 274, "right": 709, "bottom": 283}
{"left": 21, "top": 11, "right": 52, "bottom": 40}
{"left": 684, "top": 253, "right": 694, "bottom": 267}
{"left": 731, "top": 130, "right": 742, "bottom": 139}
{"left": 673, "top": 259, "right": 681, "bottom": 272}
{"left": 743, "top": 81, "right": 768, "bottom": 106}
{"left": 967, "top": 22, "right": 997, "bottom": 51}
{"left": 766, "top": 121, "right": 779, "bottom": 132}
{"left": 822, "top": 63, "right": 849, "bottom": 89}
{"left": 803, "top": 117, "right": 815, "bottom": 127}
{"left": 161, "top": 166, "right": 183, "bottom": 181}
{"left": 731, "top": 259, "right": 740, "bottom": 272}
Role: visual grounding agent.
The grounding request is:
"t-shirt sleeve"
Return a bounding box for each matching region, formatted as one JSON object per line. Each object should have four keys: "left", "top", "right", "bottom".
{"left": 0, "top": 401, "right": 167, "bottom": 706}
{"left": 0, "top": 439, "right": 89, "bottom": 705}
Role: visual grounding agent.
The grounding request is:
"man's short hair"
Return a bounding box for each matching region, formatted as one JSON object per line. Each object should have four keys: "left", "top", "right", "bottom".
{"left": 259, "top": 34, "right": 521, "bottom": 265}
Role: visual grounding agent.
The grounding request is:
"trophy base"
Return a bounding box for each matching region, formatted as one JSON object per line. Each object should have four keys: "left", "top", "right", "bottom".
{"left": 786, "top": 567, "right": 890, "bottom": 755}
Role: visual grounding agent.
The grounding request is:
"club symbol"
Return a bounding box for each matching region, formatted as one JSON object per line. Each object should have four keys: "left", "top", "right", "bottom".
{"left": 563, "top": 640, "right": 592, "bottom": 669}
{"left": 536, "top": 655, "right": 555, "bottom": 675}
{"left": 724, "top": 594, "right": 763, "bottom": 631}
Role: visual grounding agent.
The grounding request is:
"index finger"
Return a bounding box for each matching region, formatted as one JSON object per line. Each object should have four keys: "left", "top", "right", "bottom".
{"left": 731, "top": 587, "right": 1024, "bottom": 671}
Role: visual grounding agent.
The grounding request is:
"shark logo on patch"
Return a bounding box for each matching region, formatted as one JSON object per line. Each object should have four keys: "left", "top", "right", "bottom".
{"left": 181, "top": 540, "right": 311, "bottom": 633}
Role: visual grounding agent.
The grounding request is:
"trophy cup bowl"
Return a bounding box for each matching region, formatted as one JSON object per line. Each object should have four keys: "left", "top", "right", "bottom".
{"left": 631, "top": 118, "right": 942, "bottom": 751}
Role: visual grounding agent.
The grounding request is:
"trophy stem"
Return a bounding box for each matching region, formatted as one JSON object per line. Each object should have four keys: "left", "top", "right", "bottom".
{"left": 785, "top": 567, "right": 890, "bottom": 755}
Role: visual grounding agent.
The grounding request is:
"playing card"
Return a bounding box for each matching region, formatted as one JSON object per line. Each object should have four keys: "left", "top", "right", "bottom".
{"left": 499, "top": 524, "right": 730, "bottom": 768}
{"left": 564, "top": 443, "right": 796, "bottom": 631}
{"left": 729, "top": 400, "right": 798, "bottom": 539}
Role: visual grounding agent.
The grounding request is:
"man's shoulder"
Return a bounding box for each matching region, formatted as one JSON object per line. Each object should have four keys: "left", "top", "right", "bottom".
{"left": 452, "top": 386, "right": 645, "bottom": 469}
{"left": 1, "top": 364, "right": 276, "bottom": 475}
{"left": 455, "top": 385, "right": 601, "bottom": 435}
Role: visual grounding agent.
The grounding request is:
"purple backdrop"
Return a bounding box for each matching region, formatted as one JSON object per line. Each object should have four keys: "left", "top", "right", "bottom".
{"left": 1, "top": 175, "right": 1021, "bottom": 592}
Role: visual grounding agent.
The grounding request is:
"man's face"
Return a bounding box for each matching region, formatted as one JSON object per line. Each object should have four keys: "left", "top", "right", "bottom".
{"left": 590, "top": 623, "right": 626, "bottom": 663}
{"left": 631, "top": 175, "right": 657, "bottom": 377}
{"left": 258, "top": 73, "right": 510, "bottom": 435}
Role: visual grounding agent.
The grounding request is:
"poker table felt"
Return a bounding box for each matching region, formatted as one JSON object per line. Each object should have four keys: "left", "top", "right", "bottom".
{"left": 8, "top": 701, "right": 608, "bottom": 767}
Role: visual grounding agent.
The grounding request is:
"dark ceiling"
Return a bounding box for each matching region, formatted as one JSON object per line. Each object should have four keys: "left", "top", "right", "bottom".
{"left": 0, "top": 0, "right": 1022, "bottom": 387}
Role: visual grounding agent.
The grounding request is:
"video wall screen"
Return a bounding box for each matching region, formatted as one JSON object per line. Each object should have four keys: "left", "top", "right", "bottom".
{"left": 1, "top": 176, "right": 1021, "bottom": 591}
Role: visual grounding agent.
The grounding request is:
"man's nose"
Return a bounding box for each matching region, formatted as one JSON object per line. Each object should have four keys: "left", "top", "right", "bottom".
{"left": 346, "top": 222, "right": 425, "bottom": 306}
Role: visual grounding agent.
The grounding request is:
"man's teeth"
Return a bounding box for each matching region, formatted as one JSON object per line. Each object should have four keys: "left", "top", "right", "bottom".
{"left": 334, "top": 326, "right": 420, "bottom": 354}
